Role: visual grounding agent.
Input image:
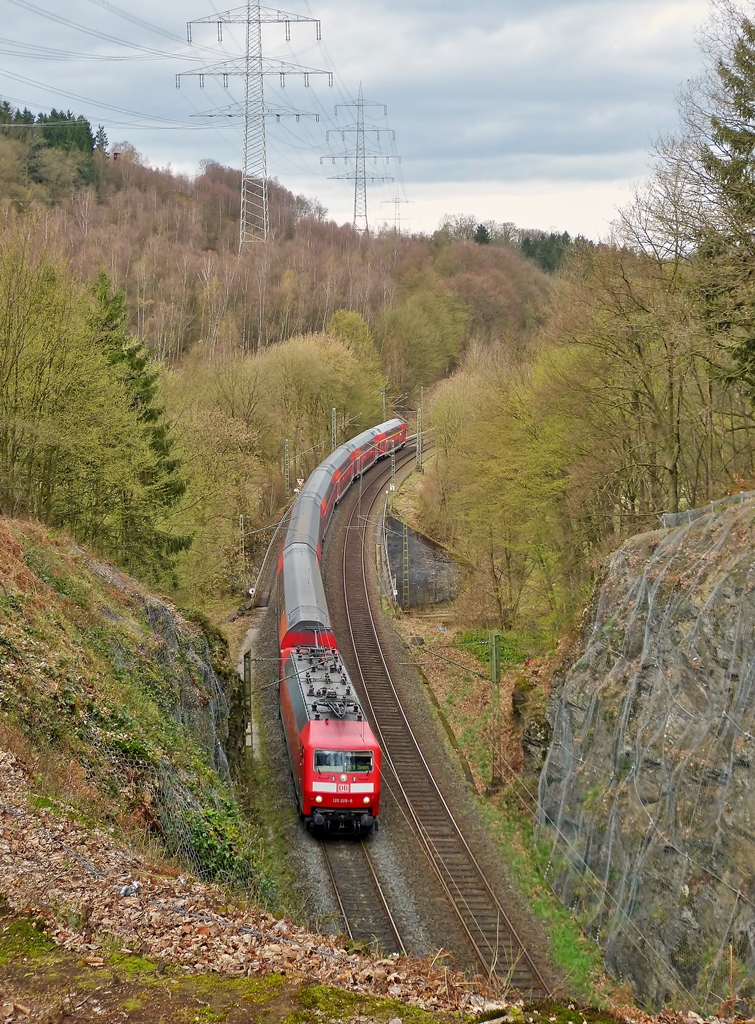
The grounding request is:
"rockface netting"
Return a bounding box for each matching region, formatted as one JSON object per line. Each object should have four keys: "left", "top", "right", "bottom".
{"left": 539, "top": 498, "right": 755, "bottom": 1009}
{"left": 660, "top": 490, "right": 755, "bottom": 530}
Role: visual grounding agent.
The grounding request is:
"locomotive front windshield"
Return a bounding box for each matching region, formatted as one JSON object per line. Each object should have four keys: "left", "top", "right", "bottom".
{"left": 314, "top": 750, "right": 373, "bottom": 773}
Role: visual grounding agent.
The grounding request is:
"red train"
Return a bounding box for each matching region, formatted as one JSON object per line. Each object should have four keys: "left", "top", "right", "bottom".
{"left": 277, "top": 418, "right": 407, "bottom": 832}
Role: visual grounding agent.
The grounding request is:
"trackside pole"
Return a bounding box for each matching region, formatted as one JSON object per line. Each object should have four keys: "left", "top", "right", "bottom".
{"left": 489, "top": 630, "right": 502, "bottom": 791}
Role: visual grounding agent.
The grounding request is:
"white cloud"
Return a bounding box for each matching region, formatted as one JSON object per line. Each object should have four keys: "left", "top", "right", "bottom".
{"left": 0, "top": 0, "right": 713, "bottom": 234}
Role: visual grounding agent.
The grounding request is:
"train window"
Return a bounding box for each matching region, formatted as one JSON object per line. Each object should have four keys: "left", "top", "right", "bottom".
{"left": 314, "top": 750, "right": 341, "bottom": 770}
{"left": 314, "top": 750, "right": 373, "bottom": 773}
{"left": 344, "top": 751, "right": 373, "bottom": 773}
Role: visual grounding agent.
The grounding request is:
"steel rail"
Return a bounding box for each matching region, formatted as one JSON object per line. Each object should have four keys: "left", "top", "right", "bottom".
{"left": 320, "top": 838, "right": 407, "bottom": 955}
{"left": 339, "top": 446, "right": 549, "bottom": 996}
{"left": 322, "top": 839, "right": 355, "bottom": 941}
{"left": 359, "top": 842, "right": 406, "bottom": 956}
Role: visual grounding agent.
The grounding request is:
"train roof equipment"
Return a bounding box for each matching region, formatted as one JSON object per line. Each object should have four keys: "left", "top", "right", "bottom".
{"left": 286, "top": 644, "right": 368, "bottom": 726}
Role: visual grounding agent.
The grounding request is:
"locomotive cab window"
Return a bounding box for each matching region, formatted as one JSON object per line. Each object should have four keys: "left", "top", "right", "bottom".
{"left": 314, "top": 750, "right": 373, "bottom": 773}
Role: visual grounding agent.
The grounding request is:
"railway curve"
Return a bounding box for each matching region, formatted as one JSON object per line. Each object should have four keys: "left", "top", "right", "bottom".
{"left": 326, "top": 442, "right": 550, "bottom": 997}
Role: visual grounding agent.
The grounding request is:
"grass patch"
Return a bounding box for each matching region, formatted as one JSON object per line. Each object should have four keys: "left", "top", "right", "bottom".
{"left": 455, "top": 629, "right": 551, "bottom": 667}
{"left": 30, "top": 794, "right": 59, "bottom": 812}
{"left": 476, "top": 798, "right": 603, "bottom": 999}
{"left": 238, "top": 732, "right": 304, "bottom": 917}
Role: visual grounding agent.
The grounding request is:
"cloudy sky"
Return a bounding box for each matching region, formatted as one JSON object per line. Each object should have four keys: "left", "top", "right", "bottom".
{"left": 1, "top": 0, "right": 711, "bottom": 236}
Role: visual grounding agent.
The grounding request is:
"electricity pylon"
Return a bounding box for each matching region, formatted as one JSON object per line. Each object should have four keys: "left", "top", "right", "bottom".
{"left": 191, "top": 101, "right": 320, "bottom": 123}
{"left": 323, "top": 83, "right": 398, "bottom": 232}
{"left": 177, "top": 2, "right": 332, "bottom": 250}
{"left": 381, "top": 192, "right": 413, "bottom": 233}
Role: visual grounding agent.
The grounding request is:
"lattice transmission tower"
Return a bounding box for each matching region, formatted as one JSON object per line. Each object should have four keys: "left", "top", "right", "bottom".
{"left": 323, "top": 83, "right": 399, "bottom": 232}
{"left": 381, "top": 192, "right": 413, "bottom": 233}
{"left": 177, "top": 2, "right": 332, "bottom": 250}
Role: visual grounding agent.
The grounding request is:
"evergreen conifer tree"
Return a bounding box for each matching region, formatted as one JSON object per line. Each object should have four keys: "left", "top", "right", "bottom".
{"left": 90, "top": 271, "right": 192, "bottom": 574}
{"left": 697, "top": 15, "right": 755, "bottom": 393}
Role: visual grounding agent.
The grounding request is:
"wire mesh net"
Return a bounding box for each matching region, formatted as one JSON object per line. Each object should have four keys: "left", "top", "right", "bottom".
{"left": 660, "top": 490, "right": 755, "bottom": 530}
{"left": 538, "top": 497, "right": 755, "bottom": 1008}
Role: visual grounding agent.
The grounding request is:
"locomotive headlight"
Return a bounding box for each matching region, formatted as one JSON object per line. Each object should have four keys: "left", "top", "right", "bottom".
{"left": 340, "top": 774, "right": 347, "bottom": 782}
{"left": 363, "top": 796, "right": 370, "bottom": 804}
{"left": 315, "top": 795, "right": 323, "bottom": 803}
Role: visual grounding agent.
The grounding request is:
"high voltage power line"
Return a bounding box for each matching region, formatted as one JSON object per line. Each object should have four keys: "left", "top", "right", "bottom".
{"left": 323, "top": 84, "right": 400, "bottom": 232}
{"left": 178, "top": 2, "right": 333, "bottom": 248}
{"left": 3, "top": 0, "right": 410, "bottom": 237}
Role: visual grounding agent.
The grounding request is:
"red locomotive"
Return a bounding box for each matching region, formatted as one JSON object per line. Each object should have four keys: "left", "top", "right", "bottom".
{"left": 277, "top": 418, "right": 406, "bottom": 832}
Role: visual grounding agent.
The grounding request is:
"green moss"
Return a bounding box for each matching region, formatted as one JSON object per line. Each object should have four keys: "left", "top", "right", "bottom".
{"left": 281, "top": 1011, "right": 314, "bottom": 1024}
{"left": 0, "top": 918, "right": 55, "bottom": 963}
{"left": 189, "top": 974, "right": 285, "bottom": 1003}
{"left": 527, "top": 1004, "right": 623, "bottom": 1024}
{"left": 107, "top": 951, "right": 160, "bottom": 974}
{"left": 296, "top": 984, "right": 434, "bottom": 1023}
{"left": 187, "top": 1008, "right": 228, "bottom": 1023}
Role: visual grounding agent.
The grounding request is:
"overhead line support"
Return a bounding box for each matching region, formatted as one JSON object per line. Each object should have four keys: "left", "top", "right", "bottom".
{"left": 179, "top": 1, "right": 331, "bottom": 249}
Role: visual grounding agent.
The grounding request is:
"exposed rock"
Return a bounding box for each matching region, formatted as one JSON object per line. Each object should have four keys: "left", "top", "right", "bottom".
{"left": 87, "top": 561, "right": 232, "bottom": 784}
{"left": 521, "top": 708, "right": 551, "bottom": 772}
{"left": 512, "top": 676, "right": 534, "bottom": 720}
{"left": 539, "top": 500, "right": 755, "bottom": 1008}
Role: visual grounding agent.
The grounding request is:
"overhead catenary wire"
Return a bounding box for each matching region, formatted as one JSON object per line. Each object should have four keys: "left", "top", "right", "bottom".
{"left": 4, "top": 0, "right": 403, "bottom": 223}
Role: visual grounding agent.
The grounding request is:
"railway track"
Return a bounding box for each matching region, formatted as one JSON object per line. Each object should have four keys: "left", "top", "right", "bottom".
{"left": 330, "top": 443, "right": 549, "bottom": 997}
{"left": 320, "top": 838, "right": 406, "bottom": 955}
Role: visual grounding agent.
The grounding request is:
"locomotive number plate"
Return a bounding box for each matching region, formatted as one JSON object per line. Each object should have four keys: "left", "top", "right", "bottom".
{"left": 337, "top": 783, "right": 349, "bottom": 793}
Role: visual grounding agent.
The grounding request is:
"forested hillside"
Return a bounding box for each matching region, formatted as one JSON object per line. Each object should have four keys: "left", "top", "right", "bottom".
{"left": 7, "top": 0, "right": 755, "bottom": 636}
{"left": 413, "top": 6, "right": 755, "bottom": 639}
{"left": 0, "top": 115, "right": 549, "bottom": 369}
{"left": 0, "top": 105, "right": 552, "bottom": 600}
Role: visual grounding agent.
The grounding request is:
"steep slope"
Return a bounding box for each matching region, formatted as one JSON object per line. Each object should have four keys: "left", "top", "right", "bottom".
{"left": 539, "top": 498, "right": 755, "bottom": 1009}
{"left": 0, "top": 517, "right": 248, "bottom": 886}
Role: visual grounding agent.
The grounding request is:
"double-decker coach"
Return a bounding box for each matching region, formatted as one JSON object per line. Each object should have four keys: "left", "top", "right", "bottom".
{"left": 277, "top": 418, "right": 406, "bottom": 832}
